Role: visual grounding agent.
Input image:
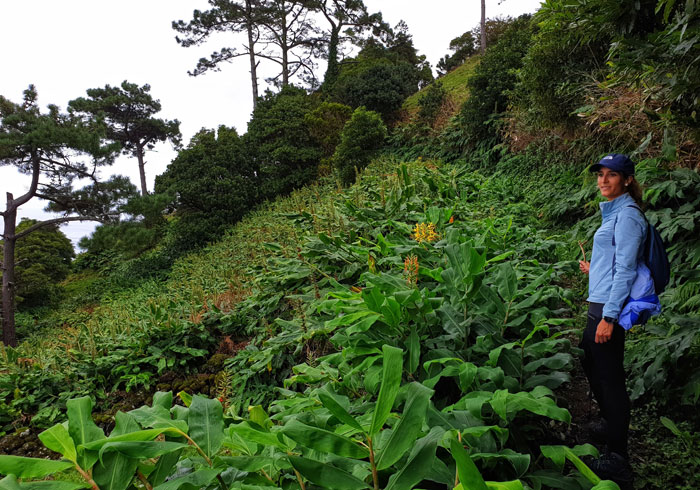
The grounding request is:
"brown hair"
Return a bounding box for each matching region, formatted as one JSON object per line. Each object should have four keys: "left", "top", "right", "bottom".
{"left": 625, "top": 175, "right": 644, "bottom": 208}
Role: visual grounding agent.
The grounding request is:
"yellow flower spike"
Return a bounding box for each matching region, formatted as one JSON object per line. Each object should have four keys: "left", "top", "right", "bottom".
{"left": 412, "top": 222, "right": 439, "bottom": 243}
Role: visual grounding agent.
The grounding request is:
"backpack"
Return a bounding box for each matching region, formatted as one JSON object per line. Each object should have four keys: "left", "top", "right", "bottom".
{"left": 613, "top": 204, "right": 670, "bottom": 295}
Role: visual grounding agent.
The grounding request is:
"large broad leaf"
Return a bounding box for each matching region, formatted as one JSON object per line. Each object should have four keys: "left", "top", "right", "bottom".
{"left": 92, "top": 411, "right": 143, "bottom": 490}
{"left": 317, "top": 385, "right": 364, "bottom": 432}
{"left": 228, "top": 422, "right": 288, "bottom": 449}
{"left": 98, "top": 441, "right": 187, "bottom": 461}
{"left": 0, "top": 456, "right": 72, "bottom": 479}
{"left": 93, "top": 452, "right": 138, "bottom": 490}
{"left": 281, "top": 420, "right": 368, "bottom": 459}
{"left": 153, "top": 468, "right": 221, "bottom": 490}
{"left": 67, "top": 397, "right": 105, "bottom": 471}
{"left": 496, "top": 263, "right": 518, "bottom": 302}
{"left": 188, "top": 395, "right": 224, "bottom": 459}
{"left": 148, "top": 450, "right": 183, "bottom": 487}
{"left": 288, "top": 455, "right": 370, "bottom": 490}
{"left": 472, "top": 450, "right": 530, "bottom": 478}
{"left": 129, "top": 405, "right": 188, "bottom": 433}
{"left": 384, "top": 427, "right": 444, "bottom": 490}
{"left": 81, "top": 429, "right": 176, "bottom": 451}
{"left": 407, "top": 327, "right": 420, "bottom": 374}
{"left": 38, "top": 424, "right": 77, "bottom": 464}
{"left": 489, "top": 390, "right": 570, "bottom": 424}
{"left": 541, "top": 445, "right": 602, "bottom": 485}
{"left": 376, "top": 382, "right": 433, "bottom": 470}
{"left": 369, "top": 345, "right": 403, "bottom": 436}
{"left": 152, "top": 392, "right": 173, "bottom": 410}
{"left": 450, "top": 435, "right": 488, "bottom": 490}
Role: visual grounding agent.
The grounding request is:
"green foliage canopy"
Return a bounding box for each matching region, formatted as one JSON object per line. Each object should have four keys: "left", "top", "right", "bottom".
{"left": 333, "top": 106, "right": 387, "bottom": 184}
{"left": 155, "top": 125, "right": 258, "bottom": 252}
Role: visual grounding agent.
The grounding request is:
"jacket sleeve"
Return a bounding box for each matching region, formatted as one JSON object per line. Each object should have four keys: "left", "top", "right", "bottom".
{"left": 603, "top": 209, "right": 647, "bottom": 319}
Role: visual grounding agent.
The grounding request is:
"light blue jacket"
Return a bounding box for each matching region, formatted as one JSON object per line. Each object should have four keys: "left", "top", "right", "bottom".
{"left": 587, "top": 193, "right": 648, "bottom": 321}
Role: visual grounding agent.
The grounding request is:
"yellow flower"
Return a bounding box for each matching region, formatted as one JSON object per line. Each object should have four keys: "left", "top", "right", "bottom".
{"left": 412, "top": 222, "right": 439, "bottom": 243}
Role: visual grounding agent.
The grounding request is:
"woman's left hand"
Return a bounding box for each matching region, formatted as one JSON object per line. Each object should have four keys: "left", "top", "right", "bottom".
{"left": 595, "top": 318, "right": 614, "bottom": 343}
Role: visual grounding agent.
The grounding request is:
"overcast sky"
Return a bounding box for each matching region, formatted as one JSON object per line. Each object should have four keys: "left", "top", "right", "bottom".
{"left": 0, "top": 0, "right": 542, "bottom": 247}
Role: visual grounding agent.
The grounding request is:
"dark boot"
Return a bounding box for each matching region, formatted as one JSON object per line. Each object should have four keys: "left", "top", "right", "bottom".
{"left": 588, "top": 452, "right": 634, "bottom": 488}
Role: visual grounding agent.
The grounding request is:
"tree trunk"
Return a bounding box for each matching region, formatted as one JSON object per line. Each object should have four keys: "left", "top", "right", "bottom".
{"left": 322, "top": 25, "right": 340, "bottom": 90}
{"left": 480, "top": 0, "right": 487, "bottom": 54}
{"left": 281, "top": 4, "right": 289, "bottom": 86}
{"left": 246, "top": 0, "right": 259, "bottom": 109}
{"left": 2, "top": 193, "right": 17, "bottom": 347}
{"left": 137, "top": 147, "right": 148, "bottom": 196}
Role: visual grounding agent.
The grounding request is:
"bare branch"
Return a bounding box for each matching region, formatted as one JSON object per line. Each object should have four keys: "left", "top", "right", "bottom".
{"left": 14, "top": 216, "right": 108, "bottom": 240}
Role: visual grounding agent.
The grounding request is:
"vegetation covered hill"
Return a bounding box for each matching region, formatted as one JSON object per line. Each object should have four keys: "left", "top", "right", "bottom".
{"left": 1, "top": 1, "right": 700, "bottom": 489}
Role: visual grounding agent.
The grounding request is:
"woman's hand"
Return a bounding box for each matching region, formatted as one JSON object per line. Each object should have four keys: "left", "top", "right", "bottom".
{"left": 595, "top": 318, "right": 614, "bottom": 343}
{"left": 579, "top": 260, "right": 590, "bottom": 274}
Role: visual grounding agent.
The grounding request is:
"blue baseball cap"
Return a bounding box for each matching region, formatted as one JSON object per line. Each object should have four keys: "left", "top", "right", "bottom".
{"left": 589, "top": 153, "right": 635, "bottom": 175}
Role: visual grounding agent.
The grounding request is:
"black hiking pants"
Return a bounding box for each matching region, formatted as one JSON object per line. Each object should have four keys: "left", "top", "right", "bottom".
{"left": 580, "top": 302, "right": 630, "bottom": 458}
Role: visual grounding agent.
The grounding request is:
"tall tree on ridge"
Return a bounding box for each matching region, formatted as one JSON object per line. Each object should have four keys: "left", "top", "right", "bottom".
{"left": 309, "top": 0, "right": 387, "bottom": 90}
{"left": 68, "top": 81, "right": 181, "bottom": 196}
{"left": 1, "top": 86, "right": 137, "bottom": 346}
{"left": 256, "top": 0, "right": 319, "bottom": 87}
{"left": 481, "top": 0, "right": 487, "bottom": 54}
{"left": 173, "top": 0, "right": 264, "bottom": 109}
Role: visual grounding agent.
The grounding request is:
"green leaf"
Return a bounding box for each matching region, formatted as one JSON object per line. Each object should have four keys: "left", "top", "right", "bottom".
{"left": 541, "top": 445, "right": 602, "bottom": 484}
{"left": 376, "top": 382, "right": 433, "bottom": 470}
{"left": 407, "top": 328, "right": 420, "bottom": 374}
{"left": 67, "top": 397, "right": 105, "bottom": 470}
{"left": 17, "top": 482, "right": 88, "bottom": 490}
{"left": 485, "top": 481, "right": 525, "bottom": 489}
{"left": 148, "top": 450, "right": 183, "bottom": 487}
{"left": 129, "top": 405, "right": 188, "bottom": 433}
{"left": 93, "top": 452, "right": 138, "bottom": 490}
{"left": 450, "top": 435, "right": 488, "bottom": 490}
{"left": 369, "top": 345, "right": 403, "bottom": 435}
{"left": 153, "top": 468, "right": 221, "bottom": 490}
{"left": 247, "top": 405, "right": 272, "bottom": 430}
{"left": 0, "top": 476, "right": 21, "bottom": 490}
{"left": 99, "top": 441, "right": 187, "bottom": 461}
{"left": 496, "top": 263, "right": 518, "bottom": 302}
{"left": 228, "top": 422, "right": 288, "bottom": 449}
{"left": 384, "top": 426, "right": 444, "bottom": 490}
{"left": 288, "top": 456, "right": 370, "bottom": 490}
{"left": 152, "top": 392, "right": 173, "bottom": 410}
{"left": 81, "top": 429, "right": 176, "bottom": 451}
{"left": 317, "top": 386, "right": 364, "bottom": 432}
{"left": 38, "top": 424, "right": 77, "bottom": 464}
{"left": 177, "top": 391, "right": 193, "bottom": 408}
{"left": 0, "top": 456, "right": 72, "bottom": 479}
{"left": 188, "top": 395, "right": 224, "bottom": 459}
{"left": 591, "top": 481, "right": 622, "bottom": 489}
{"left": 380, "top": 298, "right": 401, "bottom": 329}
{"left": 281, "top": 420, "right": 368, "bottom": 458}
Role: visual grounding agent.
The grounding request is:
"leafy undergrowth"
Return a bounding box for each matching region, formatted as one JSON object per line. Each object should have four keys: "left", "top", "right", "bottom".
{"left": 1, "top": 157, "right": 623, "bottom": 489}
{"left": 1, "top": 152, "right": 699, "bottom": 488}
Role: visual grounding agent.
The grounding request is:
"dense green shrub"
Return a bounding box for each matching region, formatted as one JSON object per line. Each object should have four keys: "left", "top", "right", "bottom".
{"left": 333, "top": 107, "right": 387, "bottom": 185}
{"left": 331, "top": 61, "right": 421, "bottom": 122}
{"left": 305, "top": 101, "right": 353, "bottom": 173}
{"left": 417, "top": 81, "right": 446, "bottom": 126}
{"left": 449, "top": 15, "right": 535, "bottom": 152}
{"left": 155, "top": 125, "right": 258, "bottom": 252}
{"left": 245, "top": 86, "right": 322, "bottom": 198}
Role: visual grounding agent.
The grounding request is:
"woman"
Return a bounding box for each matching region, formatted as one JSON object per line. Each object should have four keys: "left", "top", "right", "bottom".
{"left": 578, "top": 153, "right": 646, "bottom": 486}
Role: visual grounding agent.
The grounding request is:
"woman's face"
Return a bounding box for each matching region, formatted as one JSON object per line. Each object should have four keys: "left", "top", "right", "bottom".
{"left": 597, "top": 167, "right": 629, "bottom": 201}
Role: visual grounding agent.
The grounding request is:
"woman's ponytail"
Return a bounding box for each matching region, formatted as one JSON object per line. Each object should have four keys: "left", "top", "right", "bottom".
{"left": 627, "top": 177, "right": 644, "bottom": 208}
